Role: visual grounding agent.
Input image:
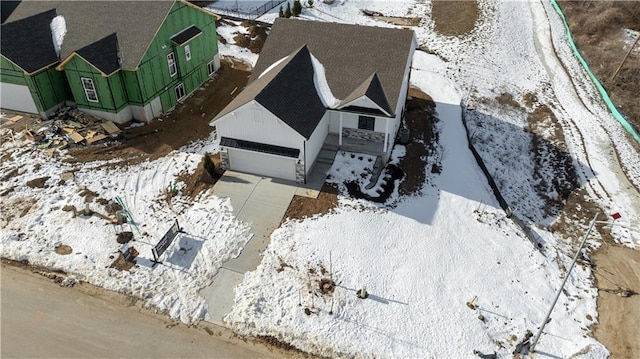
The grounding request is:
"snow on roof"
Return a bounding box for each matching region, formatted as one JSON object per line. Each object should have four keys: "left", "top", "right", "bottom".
{"left": 50, "top": 15, "right": 66, "bottom": 58}
{"left": 309, "top": 52, "right": 340, "bottom": 108}
{"left": 258, "top": 55, "right": 289, "bottom": 79}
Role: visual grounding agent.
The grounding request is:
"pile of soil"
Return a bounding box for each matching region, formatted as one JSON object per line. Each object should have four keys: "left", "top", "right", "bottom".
{"left": 66, "top": 58, "right": 251, "bottom": 167}
{"left": 233, "top": 21, "right": 269, "bottom": 54}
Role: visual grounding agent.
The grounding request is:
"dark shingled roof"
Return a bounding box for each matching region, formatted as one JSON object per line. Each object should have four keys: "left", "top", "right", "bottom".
{"left": 1, "top": 9, "right": 59, "bottom": 73}
{"left": 2, "top": 1, "right": 176, "bottom": 71}
{"left": 213, "top": 45, "right": 327, "bottom": 139}
{"left": 171, "top": 25, "right": 202, "bottom": 46}
{"left": 340, "top": 73, "right": 393, "bottom": 115}
{"left": 221, "top": 137, "right": 300, "bottom": 158}
{"left": 250, "top": 18, "right": 415, "bottom": 116}
{"left": 76, "top": 33, "right": 120, "bottom": 75}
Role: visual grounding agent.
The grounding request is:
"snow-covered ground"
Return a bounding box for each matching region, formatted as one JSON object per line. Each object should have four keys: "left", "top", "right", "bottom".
{"left": 216, "top": 19, "right": 259, "bottom": 67}
{"left": 2, "top": 0, "right": 640, "bottom": 357}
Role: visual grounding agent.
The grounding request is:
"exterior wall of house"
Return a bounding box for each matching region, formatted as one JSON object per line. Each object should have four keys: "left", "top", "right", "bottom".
{"left": 216, "top": 101, "right": 304, "bottom": 151}
{"left": 137, "top": 0, "right": 219, "bottom": 113}
{"left": 1, "top": 56, "right": 69, "bottom": 117}
{"left": 304, "top": 112, "right": 330, "bottom": 176}
{"left": 64, "top": 56, "right": 129, "bottom": 115}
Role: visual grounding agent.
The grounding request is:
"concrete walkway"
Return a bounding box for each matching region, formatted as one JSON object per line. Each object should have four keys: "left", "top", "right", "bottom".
{"left": 201, "top": 170, "right": 324, "bottom": 326}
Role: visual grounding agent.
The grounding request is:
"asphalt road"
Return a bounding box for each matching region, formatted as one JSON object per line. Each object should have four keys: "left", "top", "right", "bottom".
{"left": 0, "top": 264, "right": 284, "bottom": 359}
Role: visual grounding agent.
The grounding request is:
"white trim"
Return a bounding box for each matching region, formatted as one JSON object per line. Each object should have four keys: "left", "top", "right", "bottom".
{"left": 175, "top": 83, "right": 186, "bottom": 101}
{"left": 338, "top": 95, "right": 392, "bottom": 117}
{"left": 384, "top": 116, "right": 389, "bottom": 152}
{"left": 81, "top": 77, "right": 99, "bottom": 103}
{"left": 339, "top": 112, "right": 343, "bottom": 145}
{"left": 184, "top": 44, "right": 191, "bottom": 62}
{"left": 167, "top": 52, "right": 177, "bottom": 77}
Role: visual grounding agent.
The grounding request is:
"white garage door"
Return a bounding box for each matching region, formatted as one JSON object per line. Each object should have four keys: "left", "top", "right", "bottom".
{"left": 0, "top": 82, "right": 38, "bottom": 114}
{"left": 228, "top": 148, "right": 296, "bottom": 181}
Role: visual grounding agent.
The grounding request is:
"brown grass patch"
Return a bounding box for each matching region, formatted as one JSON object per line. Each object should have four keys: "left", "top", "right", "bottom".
{"left": 559, "top": 1, "right": 640, "bottom": 132}
{"left": 54, "top": 245, "right": 72, "bottom": 255}
{"left": 431, "top": 0, "right": 479, "bottom": 36}
{"left": 495, "top": 93, "right": 522, "bottom": 109}
{"left": 284, "top": 184, "right": 339, "bottom": 221}
{"left": 26, "top": 176, "right": 49, "bottom": 188}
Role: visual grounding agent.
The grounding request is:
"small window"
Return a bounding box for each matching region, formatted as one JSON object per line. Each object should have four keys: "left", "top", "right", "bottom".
{"left": 207, "top": 59, "right": 216, "bottom": 76}
{"left": 184, "top": 44, "right": 191, "bottom": 62}
{"left": 358, "top": 115, "right": 375, "bottom": 131}
{"left": 175, "top": 83, "right": 186, "bottom": 101}
{"left": 167, "top": 52, "right": 177, "bottom": 77}
{"left": 81, "top": 77, "right": 99, "bottom": 103}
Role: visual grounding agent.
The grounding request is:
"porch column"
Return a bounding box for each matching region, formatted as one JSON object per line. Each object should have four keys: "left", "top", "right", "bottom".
{"left": 383, "top": 117, "right": 389, "bottom": 152}
{"left": 339, "top": 112, "right": 343, "bottom": 145}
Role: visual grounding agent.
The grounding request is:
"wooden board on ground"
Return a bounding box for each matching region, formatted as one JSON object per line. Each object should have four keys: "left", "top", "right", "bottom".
{"left": 6, "top": 115, "right": 23, "bottom": 124}
{"left": 86, "top": 134, "right": 108, "bottom": 144}
{"left": 69, "top": 131, "right": 84, "bottom": 144}
{"left": 101, "top": 121, "right": 121, "bottom": 134}
{"left": 373, "top": 16, "right": 422, "bottom": 26}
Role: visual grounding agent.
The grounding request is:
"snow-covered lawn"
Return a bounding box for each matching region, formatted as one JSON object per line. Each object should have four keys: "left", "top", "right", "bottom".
{"left": 0, "top": 138, "right": 251, "bottom": 323}
{"left": 2, "top": 0, "right": 639, "bottom": 357}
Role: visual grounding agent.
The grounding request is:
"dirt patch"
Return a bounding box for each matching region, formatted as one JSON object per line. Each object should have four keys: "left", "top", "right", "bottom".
{"left": 431, "top": 0, "right": 479, "bottom": 36}
{"left": 66, "top": 58, "right": 251, "bottom": 167}
{"left": 54, "top": 245, "right": 73, "bottom": 255}
{"left": 558, "top": 1, "right": 640, "bottom": 132}
{"left": 283, "top": 184, "right": 339, "bottom": 221}
{"left": 373, "top": 15, "right": 421, "bottom": 27}
{"left": 495, "top": 93, "right": 522, "bottom": 109}
{"left": 592, "top": 242, "right": 640, "bottom": 359}
{"left": 399, "top": 87, "right": 438, "bottom": 196}
{"left": 319, "top": 278, "right": 336, "bottom": 295}
{"left": 26, "top": 176, "right": 50, "bottom": 188}
{"left": 174, "top": 153, "right": 222, "bottom": 199}
{"left": 232, "top": 21, "right": 269, "bottom": 54}
{"left": 109, "top": 247, "right": 139, "bottom": 271}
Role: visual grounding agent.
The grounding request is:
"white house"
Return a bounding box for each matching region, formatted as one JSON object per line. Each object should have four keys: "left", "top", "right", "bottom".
{"left": 210, "top": 18, "right": 417, "bottom": 183}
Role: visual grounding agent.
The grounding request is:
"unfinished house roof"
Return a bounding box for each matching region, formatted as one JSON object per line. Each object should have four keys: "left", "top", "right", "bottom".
{"left": 2, "top": 1, "right": 176, "bottom": 73}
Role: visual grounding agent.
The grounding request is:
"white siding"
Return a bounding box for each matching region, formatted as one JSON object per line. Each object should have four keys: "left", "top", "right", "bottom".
{"left": 215, "top": 101, "right": 304, "bottom": 153}
{"left": 305, "top": 112, "right": 330, "bottom": 175}
{"left": 1, "top": 82, "right": 38, "bottom": 114}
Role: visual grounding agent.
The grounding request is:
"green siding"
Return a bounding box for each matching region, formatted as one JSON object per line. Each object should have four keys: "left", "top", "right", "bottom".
{"left": 1, "top": 56, "right": 27, "bottom": 86}
{"left": 64, "top": 56, "right": 129, "bottom": 112}
{"left": 4, "top": 1, "right": 218, "bottom": 119}
{"left": 1, "top": 56, "right": 70, "bottom": 113}
{"left": 136, "top": 0, "right": 218, "bottom": 110}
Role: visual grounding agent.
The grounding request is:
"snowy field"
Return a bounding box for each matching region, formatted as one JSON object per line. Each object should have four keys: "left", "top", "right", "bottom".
{"left": 1, "top": 0, "right": 639, "bottom": 358}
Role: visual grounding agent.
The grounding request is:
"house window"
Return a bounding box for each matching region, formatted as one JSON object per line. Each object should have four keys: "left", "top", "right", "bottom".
{"left": 175, "top": 83, "right": 186, "bottom": 101}
{"left": 81, "top": 77, "right": 99, "bottom": 103}
{"left": 358, "top": 115, "right": 375, "bottom": 131}
{"left": 184, "top": 45, "right": 191, "bottom": 62}
{"left": 207, "top": 59, "right": 216, "bottom": 76}
{"left": 167, "top": 52, "right": 177, "bottom": 77}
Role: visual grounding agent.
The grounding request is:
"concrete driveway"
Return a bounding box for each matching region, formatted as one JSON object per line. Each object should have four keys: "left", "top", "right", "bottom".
{"left": 201, "top": 171, "right": 319, "bottom": 325}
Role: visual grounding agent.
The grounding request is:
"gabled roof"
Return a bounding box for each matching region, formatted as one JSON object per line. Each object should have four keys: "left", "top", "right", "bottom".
{"left": 172, "top": 25, "right": 202, "bottom": 46}
{"left": 2, "top": 1, "right": 177, "bottom": 72}
{"left": 339, "top": 73, "right": 393, "bottom": 115}
{"left": 76, "top": 33, "right": 120, "bottom": 75}
{"left": 0, "top": 9, "right": 59, "bottom": 73}
{"left": 249, "top": 18, "right": 416, "bottom": 116}
{"left": 212, "top": 45, "right": 327, "bottom": 139}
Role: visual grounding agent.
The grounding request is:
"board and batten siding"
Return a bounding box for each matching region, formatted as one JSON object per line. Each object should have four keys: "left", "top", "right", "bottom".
{"left": 305, "top": 113, "right": 330, "bottom": 175}
{"left": 217, "top": 101, "right": 305, "bottom": 153}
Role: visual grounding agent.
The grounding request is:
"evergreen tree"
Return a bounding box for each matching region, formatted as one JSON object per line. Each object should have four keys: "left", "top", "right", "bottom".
{"left": 285, "top": 2, "right": 292, "bottom": 18}
{"left": 278, "top": 5, "right": 284, "bottom": 17}
{"left": 307, "top": 0, "right": 314, "bottom": 8}
{"left": 293, "top": 0, "right": 302, "bottom": 16}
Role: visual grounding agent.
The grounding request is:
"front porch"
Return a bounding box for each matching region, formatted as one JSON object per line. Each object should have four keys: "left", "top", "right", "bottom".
{"left": 324, "top": 132, "right": 386, "bottom": 157}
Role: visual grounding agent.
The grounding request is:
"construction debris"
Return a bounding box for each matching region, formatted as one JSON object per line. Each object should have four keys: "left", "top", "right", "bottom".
{"left": 1, "top": 107, "right": 123, "bottom": 154}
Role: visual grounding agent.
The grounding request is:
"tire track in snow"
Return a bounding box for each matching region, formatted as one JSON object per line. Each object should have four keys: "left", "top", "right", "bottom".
{"left": 529, "top": 0, "right": 640, "bottom": 235}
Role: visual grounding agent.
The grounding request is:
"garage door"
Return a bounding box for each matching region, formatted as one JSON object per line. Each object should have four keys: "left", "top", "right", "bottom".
{"left": 228, "top": 148, "right": 296, "bottom": 181}
{"left": 0, "top": 82, "right": 38, "bottom": 114}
